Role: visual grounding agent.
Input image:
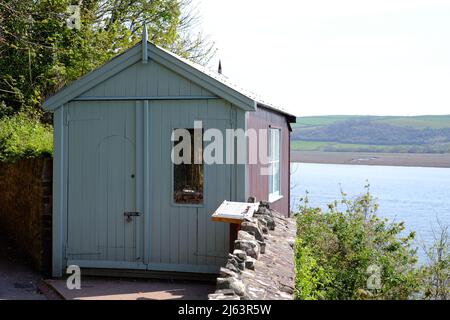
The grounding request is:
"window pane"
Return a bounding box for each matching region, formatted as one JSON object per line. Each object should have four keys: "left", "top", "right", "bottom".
{"left": 173, "top": 129, "right": 203, "bottom": 204}
{"left": 270, "top": 131, "right": 273, "bottom": 162}
{"left": 273, "top": 130, "right": 280, "bottom": 161}
{"left": 268, "top": 130, "right": 273, "bottom": 160}
{"left": 269, "top": 162, "right": 274, "bottom": 194}
{"left": 273, "top": 161, "right": 280, "bottom": 194}
{"left": 268, "top": 128, "right": 281, "bottom": 198}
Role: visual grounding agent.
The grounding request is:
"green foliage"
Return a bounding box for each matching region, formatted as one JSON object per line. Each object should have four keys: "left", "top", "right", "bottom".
{"left": 0, "top": 0, "right": 215, "bottom": 161}
{"left": 294, "top": 115, "right": 450, "bottom": 130}
{"left": 291, "top": 115, "right": 450, "bottom": 154}
{"left": 0, "top": 0, "right": 215, "bottom": 115}
{"left": 291, "top": 140, "right": 450, "bottom": 153}
{"left": 292, "top": 115, "right": 364, "bottom": 128}
{"left": 419, "top": 222, "right": 450, "bottom": 300}
{"left": 294, "top": 238, "right": 331, "bottom": 300}
{"left": 0, "top": 112, "right": 53, "bottom": 162}
{"left": 294, "top": 187, "right": 422, "bottom": 300}
{"left": 376, "top": 115, "right": 450, "bottom": 129}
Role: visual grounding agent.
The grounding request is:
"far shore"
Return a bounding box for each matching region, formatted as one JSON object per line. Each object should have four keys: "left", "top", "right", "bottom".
{"left": 290, "top": 151, "right": 450, "bottom": 168}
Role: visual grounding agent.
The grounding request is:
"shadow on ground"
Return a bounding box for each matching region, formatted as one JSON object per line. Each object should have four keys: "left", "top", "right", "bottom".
{"left": 45, "top": 277, "right": 215, "bottom": 300}
{"left": 0, "top": 233, "right": 215, "bottom": 300}
{"left": 0, "top": 234, "right": 46, "bottom": 300}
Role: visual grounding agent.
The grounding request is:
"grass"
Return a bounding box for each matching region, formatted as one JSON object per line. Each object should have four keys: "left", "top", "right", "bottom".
{"left": 374, "top": 116, "right": 450, "bottom": 129}
{"left": 291, "top": 115, "right": 450, "bottom": 153}
{"left": 291, "top": 140, "right": 450, "bottom": 153}
{"left": 291, "top": 140, "right": 393, "bottom": 152}
{"left": 293, "top": 115, "right": 450, "bottom": 129}
{"left": 292, "top": 115, "right": 364, "bottom": 128}
{"left": 291, "top": 140, "right": 330, "bottom": 150}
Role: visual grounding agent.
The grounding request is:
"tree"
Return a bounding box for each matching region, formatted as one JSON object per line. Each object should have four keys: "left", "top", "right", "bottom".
{"left": 294, "top": 186, "right": 422, "bottom": 300}
{"left": 420, "top": 221, "right": 450, "bottom": 300}
{"left": 0, "top": 0, "right": 215, "bottom": 116}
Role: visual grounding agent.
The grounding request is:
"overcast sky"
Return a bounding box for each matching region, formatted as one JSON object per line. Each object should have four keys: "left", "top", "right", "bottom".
{"left": 192, "top": 0, "right": 450, "bottom": 117}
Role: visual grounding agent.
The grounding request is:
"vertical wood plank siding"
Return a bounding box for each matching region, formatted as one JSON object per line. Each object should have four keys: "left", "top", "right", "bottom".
{"left": 80, "top": 61, "right": 214, "bottom": 99}
{"left": 247, "top": 107, "right": 291, "bottom": 216}
{"left": 50, "top": 45, "right": 290, "bottom": 275}
{"left": 149, "top": 99, "right": 232, "bottom": 269}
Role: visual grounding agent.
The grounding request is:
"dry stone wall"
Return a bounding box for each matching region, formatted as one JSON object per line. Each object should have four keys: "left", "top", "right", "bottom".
{"left": 209, "top": 201, "right": 296, "bottom": 300}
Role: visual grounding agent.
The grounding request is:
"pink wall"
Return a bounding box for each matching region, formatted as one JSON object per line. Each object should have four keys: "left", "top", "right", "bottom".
{"left": 247, "top": 107, "right": 291, "bottom": 216}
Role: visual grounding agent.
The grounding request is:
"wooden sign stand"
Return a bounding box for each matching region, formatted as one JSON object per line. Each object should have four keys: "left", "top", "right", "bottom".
{"left": 211, "top": 201, "right": 259, "bottom": 251}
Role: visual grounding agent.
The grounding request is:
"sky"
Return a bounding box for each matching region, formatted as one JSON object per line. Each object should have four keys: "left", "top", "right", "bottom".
{"left": 192, "top": 0, "right": 450, "bottom": 116}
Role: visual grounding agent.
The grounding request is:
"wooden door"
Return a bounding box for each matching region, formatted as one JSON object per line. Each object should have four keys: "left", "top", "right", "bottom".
{"left": 148, "top": 100, "right": 231, "bottom": 273}
{"left": 66, "top": 101, "right": 144, "bottom": 268}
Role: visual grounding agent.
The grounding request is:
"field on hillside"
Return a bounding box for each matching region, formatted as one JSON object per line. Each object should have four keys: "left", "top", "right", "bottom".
{"left": 291, "top": 115, "right": 450, "bottom": 153}
{"left": 293, "top": 115, "right": 450, "bottom": 129}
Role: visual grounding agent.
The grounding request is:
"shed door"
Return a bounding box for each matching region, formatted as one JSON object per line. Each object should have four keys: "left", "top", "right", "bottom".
{"left": 148, "top": 100, "right": 230, "bottom": 273}
{"left": 66, "top": 101, "right": 143, "bottom": 267}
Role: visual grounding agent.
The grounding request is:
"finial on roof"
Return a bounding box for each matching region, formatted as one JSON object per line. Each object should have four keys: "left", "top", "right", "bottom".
{"left": 218, "top": 60, "right": 222, "bottom": 74}
{"left": 142, "top": 23, "right": 148, "bottom": 64}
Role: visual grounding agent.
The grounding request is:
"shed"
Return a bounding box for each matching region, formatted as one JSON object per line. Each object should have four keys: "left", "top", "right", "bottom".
{"left": 44, "top": 31, "right": 296, "bottom": 278}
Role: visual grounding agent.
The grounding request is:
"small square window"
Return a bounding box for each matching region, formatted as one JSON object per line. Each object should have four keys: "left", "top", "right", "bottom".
{"left": 173, "top": 128, "right": 204, "bottom": 205}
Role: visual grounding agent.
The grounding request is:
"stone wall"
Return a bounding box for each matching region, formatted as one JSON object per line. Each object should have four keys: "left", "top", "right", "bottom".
{"left": 209, "top": 201, "right": 296, "bottom": 300}
{"left": 0, "top": 157, "right": 52, "bottom": 275}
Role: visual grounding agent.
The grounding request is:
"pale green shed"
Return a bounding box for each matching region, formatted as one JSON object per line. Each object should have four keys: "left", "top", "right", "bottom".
{"left": 44, "top": 31, "right": 295, "bottom": 278}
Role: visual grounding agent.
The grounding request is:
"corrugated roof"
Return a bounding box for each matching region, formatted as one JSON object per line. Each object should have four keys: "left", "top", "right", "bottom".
{"left": 155, "top": 43, "right": 297, "bottom": 119}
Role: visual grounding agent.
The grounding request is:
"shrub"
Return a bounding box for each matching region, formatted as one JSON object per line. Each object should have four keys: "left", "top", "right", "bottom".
{"left": 294, "top": 187, "right": 422, "bottom": 300}
{"left": 420, "top": 221, "right": 450, "bottom": 300}
{"left": 294, "top": 238, "right": 332, "bottom": 300}
{"left": 0, "top": 112, "right": 53, "bottom": 162}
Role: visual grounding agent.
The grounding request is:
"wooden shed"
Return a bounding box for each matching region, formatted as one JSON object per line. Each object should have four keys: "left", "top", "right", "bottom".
{"left": 44, "top": 31, "right": 296, "bottom": 278}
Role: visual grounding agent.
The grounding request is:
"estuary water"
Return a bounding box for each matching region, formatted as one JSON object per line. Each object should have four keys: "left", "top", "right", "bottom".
{"left": 290, "top": 162, "right": 450, "bottom": 258}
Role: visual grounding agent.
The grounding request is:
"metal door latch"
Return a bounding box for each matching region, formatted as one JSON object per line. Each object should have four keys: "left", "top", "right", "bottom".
{"left": 124, "top": 211, "right": 140, "bottom": 222}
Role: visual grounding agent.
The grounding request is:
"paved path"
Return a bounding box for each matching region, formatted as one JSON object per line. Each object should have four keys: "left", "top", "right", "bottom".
{"left": 0, "top": 235, "right": 47, "bottom": 300}
{"left": 0, "top": 235, "right": 214, "bottom": 300}
{"left": 45, "top": 277, "right": 215, "bottom": 300}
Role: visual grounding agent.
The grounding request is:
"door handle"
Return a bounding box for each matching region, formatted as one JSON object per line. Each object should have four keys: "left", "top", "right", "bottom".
{"left": 124, "top": 211, "right": 141, "bottom": 222}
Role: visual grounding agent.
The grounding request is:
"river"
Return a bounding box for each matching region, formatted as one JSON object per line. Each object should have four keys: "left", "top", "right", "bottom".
{"left": 290, "top": 162, "right": 450, "bottom": 260}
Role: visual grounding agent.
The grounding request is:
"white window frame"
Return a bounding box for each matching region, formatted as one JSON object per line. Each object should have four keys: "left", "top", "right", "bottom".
{"left": 268, "top": 127, "right": 282, "bottom": 203}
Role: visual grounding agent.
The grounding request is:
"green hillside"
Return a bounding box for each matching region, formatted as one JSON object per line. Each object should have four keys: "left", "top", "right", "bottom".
{"left": 375, "top": 115, "right": 450, "bottom": 129}
{"left": 294, "top": 115, "right": 450, "bottom": 129}
{"left": 291, "top": 115, "right": 450, "bottom": 153}
{"left": 293, "top": 115, "right": 363, "bottom": 128}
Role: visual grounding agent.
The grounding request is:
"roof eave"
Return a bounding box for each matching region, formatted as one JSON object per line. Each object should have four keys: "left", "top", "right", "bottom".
{"left": 42, "top": 45, "right": 142, "bottom": 111}
{"left": 148, "top": 44, "right": 257, "bottom": 112}
{"left": 256, "top": 102, "right": 297, "bottom": 123}
{"left": 42, "top": 42, "right": 260, "bottom": 113}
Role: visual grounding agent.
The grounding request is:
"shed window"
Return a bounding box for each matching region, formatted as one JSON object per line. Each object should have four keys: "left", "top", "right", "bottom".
{"left": 268, "top": 128, "right": 281, "bottom": 201}
{"left": 173, "top": 129, "right": 204, "bottom": 205}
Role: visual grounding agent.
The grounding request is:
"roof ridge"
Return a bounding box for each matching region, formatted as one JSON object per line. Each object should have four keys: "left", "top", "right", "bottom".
{"left": 153, "top": 43, "right": 295, "bottom": 118}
